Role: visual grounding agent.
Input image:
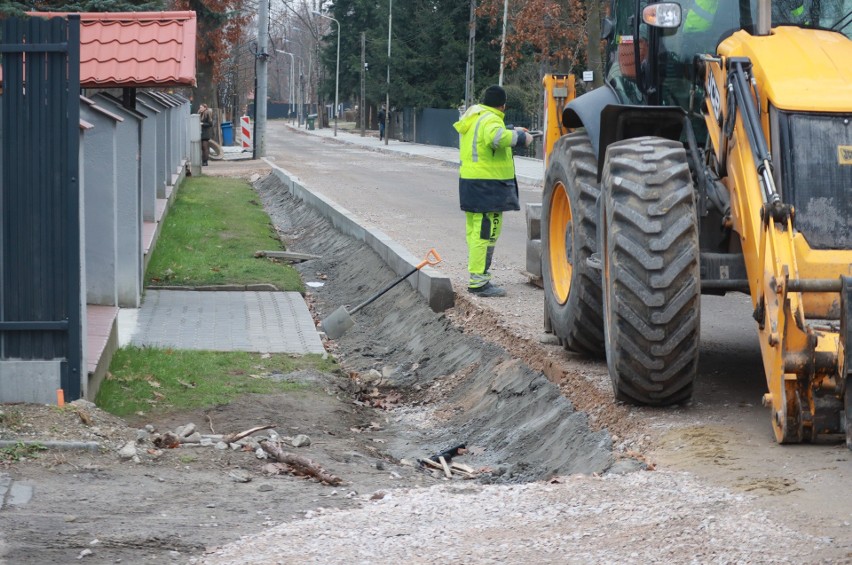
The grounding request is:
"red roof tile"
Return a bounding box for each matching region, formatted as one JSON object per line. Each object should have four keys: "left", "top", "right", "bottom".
{"left": 23, "top": 11, "right": 197, "bottom": 88}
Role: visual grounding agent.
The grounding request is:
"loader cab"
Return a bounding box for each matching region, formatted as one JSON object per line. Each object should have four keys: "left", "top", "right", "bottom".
{"left": 604, "top": 0, "right": 852, "bottom": 112}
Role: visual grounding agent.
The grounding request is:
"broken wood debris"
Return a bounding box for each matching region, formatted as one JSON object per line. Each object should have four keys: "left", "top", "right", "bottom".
{"left": 221, "top": 424, "right": 276, "bottom": 445}
{"left": 417, "top": 446, "right": 480, "bottom": 480}
{"left": 254, "top": 250, "right": 321, "bottom": 263}
{"left": 418, "top": 457, "right": 479, "bottom": 480}
{"left": 135, "top": 422, "right": 345, "bottom": 485}
{"left": 260, "top": 440, "right": 342, "bottom": 486}
{"left": 438, "top": 456, "right": 452, "bottom": 479}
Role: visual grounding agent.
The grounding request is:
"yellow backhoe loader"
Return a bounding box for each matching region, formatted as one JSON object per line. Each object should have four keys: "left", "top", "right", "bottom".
{"left": 535, "top": 0, "right": 852, "bottom": 447}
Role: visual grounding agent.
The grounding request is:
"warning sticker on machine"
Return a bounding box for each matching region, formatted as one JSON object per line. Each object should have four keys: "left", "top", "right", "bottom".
{"left": 839, "top": 145, "right": 852, "bottom": 165}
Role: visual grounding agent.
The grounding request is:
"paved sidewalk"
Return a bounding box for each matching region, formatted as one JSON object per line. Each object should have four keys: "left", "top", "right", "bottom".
{"left": 119, "top": 121, "right": 538, "bottom": 358}
{"left": 120, "top": 290, "right": 324, "bottom": 355}
{"left": 287, "top": 122, "right": 545, "bottom": 185}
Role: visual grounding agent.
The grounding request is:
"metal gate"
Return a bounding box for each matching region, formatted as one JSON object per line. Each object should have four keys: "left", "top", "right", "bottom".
{"left": 0, "top": 15, "right": 82, "bottom": 399}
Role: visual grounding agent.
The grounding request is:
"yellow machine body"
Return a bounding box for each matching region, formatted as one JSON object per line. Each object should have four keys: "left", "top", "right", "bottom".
{"left": 537, "top": 13, "right": 852, "bottom": 445}
{"left": 541, "top": 74, "right": 576, "bottom": 169}
{"left": 703, "top": 26, "right": 852, "bottom": 443}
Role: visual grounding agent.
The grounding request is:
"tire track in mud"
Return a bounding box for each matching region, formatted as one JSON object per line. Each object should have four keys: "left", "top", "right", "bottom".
{"left": 256, "top": 174, "right": 618, "bottom": 480}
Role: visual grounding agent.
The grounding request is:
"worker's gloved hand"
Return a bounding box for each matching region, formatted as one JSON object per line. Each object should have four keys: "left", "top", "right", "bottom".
{"left": 514, "top": 127, "right": 533, "bottom": 147}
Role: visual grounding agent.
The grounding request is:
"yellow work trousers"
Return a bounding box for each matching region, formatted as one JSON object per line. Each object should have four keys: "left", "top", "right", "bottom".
{"left": 465, "top": 211, "right": 503, "bottom": 289}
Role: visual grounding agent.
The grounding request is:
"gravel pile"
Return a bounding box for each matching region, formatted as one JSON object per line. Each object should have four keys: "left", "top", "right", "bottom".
{"left": 195, "top": 470, "right": 831, "bottom": 564}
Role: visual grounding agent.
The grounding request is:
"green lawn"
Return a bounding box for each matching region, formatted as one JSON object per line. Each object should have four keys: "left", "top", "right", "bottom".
{"left": 96, "top": 176, "right": 325, "bottom": 419}
{"left": 145, "top": 176, "right": 303, "bottom": 292}
{"left": 97, "top": 347, "right": 336, "bottom": 417}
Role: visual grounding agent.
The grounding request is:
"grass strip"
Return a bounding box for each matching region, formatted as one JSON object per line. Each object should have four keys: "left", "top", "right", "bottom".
{"left": 145, "top": 176, "right": 303, "bottom": 291}
{"left": 96, "top": 346, "right": 336, "bottom": 417}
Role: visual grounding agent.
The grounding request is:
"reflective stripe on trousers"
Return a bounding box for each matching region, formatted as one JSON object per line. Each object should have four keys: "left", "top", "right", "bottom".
{"left": 466, "top": 211, "right": 503, "bottom": 288}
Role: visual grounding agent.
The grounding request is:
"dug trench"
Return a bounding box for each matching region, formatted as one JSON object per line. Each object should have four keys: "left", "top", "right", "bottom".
{"left": 256, "top": 173, "right": 619, "bottom": 480}
{"left": 0, "top": 172, "right": 618, "bottom": 565}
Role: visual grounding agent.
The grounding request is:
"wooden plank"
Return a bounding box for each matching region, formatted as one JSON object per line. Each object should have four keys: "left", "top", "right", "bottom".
{"left": 419, "top": 458, "right": 443, "bottom": 471}
{"left": 255, "top": 250, "right": 321, "bottom": 262}
{"left": 450, "top": 462, "right": 475, "bottom": 474}
{"left": 438, "top": 456, "right": 452, "bottom": 479}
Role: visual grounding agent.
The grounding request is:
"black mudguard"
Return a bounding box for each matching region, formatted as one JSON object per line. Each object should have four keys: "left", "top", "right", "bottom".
{"left": 564, "top": 87, "right": 687, "bottom": 180}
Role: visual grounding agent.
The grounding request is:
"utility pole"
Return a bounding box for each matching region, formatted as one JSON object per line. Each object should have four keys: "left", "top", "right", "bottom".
{"left": 464, "top": 0, "right": 476, "bottom": 109}
{"left": 256, "top": 0, "right": 269, "bottom": 157}
{"left": 385, "top": 0, "right": 391, "bottom": 146}
{"left": 587, "top": 0, "right": 604, "bottom": 88}
{"left": 498, "top": 0, "right": 508, "bottom": 86}
{"left": 360, "top": 31, "right": 366, "bottom": 137}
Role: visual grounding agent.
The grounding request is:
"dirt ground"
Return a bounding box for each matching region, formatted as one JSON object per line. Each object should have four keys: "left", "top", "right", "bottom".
{"left": 1, "top": 160, "right": 851, "bottom": 564}
{"left": 0, "top": 167, "right": 610, "bottom": 564}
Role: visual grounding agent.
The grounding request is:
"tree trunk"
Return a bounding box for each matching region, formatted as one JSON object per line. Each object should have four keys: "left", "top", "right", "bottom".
{"left": 194, "top": 57, "right": 217, "bottom": 112}
{"left": 587, "top": 0, "right": 604, "bottom": 88}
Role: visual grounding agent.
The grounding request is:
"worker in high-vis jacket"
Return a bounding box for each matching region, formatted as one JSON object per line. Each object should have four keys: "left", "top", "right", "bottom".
{"left": 454, "top": 85, "right": 533, "bottom": 298}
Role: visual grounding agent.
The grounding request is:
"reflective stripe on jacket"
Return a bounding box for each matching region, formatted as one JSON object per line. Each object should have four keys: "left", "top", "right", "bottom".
{"left": 454, "top": 104, "right": 518, "bottom": 180}
{"left": 454, "top": 104, "right": 521, "bottom": 213}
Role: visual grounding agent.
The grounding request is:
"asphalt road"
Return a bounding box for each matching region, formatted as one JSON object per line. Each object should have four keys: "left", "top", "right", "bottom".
{"left": 265, "top": 121, "right": 540, "bottom": 291}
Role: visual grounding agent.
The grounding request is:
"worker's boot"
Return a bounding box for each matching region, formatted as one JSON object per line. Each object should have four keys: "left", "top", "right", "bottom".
{"left": 468, "top": 282, "right": 506, "bottom": 298}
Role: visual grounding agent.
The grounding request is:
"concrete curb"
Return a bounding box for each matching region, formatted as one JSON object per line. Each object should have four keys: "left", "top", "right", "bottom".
{"left": 263, "top": 160, "right": 455, "bottom": 313}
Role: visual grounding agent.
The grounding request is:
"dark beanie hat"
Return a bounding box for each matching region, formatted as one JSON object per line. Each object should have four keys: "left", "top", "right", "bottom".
{"left": 481, "top": 85, "right": 507, "bottom": 108}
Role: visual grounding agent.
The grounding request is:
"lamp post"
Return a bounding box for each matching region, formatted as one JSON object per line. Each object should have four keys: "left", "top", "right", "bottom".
{"left": 312, "top": 10, "right": 340, "bottom": 137}
{"left": 386, "top": 0, "right": 392, "bottom": 146}
{"left": 499, "top": 0, "right": 508, "bottom": 86}
{"left": 275, "top": 50, "right": 295, "bottom": 121}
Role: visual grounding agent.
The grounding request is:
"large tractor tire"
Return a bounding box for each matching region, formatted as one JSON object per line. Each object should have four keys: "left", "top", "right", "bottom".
{"left": 600, "top": 136, "right": 700, "bottom": 405}
{"left": 541, "top": 132, "right": 605, "bottom": 356}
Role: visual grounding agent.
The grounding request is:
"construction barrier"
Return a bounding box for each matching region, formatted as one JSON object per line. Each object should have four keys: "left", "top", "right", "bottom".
{"left": 240, "top": 115, "right": 252, "bottom": 150}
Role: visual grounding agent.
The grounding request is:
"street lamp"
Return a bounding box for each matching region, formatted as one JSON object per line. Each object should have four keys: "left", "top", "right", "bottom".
{"left": 499, "top": 0, "right": 508, "bottom": 86}
{"left": 386, "top": 0, "right": 392, "bottom": 146}
{"left": 312, "top": 10, "right": 340, "bottom": 137}
{"left": 275, "top": 49, "right": 295, "bottom": 121}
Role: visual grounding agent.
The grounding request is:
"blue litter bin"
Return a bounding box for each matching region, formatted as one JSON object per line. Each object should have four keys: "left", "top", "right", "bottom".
{"left": 221, "top": 122, "right": 233, "bottom": 146}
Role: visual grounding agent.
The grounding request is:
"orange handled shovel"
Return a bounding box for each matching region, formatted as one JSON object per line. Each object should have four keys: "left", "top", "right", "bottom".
{"left": 320, "top": 248, "right": 442, "bottom": 340}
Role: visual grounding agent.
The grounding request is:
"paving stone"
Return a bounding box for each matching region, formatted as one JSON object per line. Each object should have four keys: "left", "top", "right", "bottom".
{"left": 130, "top": 290, "right": 324, "bottom": 354}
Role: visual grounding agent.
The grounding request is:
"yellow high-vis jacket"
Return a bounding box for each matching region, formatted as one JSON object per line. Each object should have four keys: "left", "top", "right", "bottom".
{"left": 454, "top": 104, "right": 521, "bottom": 213}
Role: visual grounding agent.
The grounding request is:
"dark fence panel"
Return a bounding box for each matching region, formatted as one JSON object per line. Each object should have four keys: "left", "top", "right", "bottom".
{"left": 250, "top": 102, "right": 316, "bottom": 122}
{"left": 414, "top": 108, "right": 459, "bottom": 149}
{"left": 0, "top": 16, "right": 82, "bottom": 397}
{"left": 267, "top": 102, "right": 295, "bottom": 119}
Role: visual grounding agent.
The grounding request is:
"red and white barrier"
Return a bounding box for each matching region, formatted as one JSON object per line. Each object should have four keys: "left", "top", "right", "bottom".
{"left": 240, "top": 115, "right": 253, "bottom": 150}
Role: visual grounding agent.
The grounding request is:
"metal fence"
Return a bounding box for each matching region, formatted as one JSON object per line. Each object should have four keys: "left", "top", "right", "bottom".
{"left": 0, "top": 16, "right": 82, "bottom": 398}
{"left": 394, "top": 107, "right": 540, "bottom": 157}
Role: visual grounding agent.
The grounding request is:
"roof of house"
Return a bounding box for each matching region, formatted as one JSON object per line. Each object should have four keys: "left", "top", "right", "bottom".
{"left": 20, "top": 11, "right": 197, "bottom": 88}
